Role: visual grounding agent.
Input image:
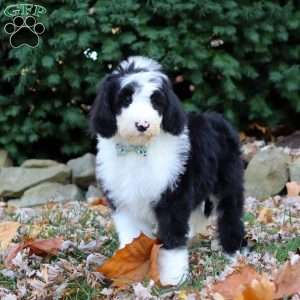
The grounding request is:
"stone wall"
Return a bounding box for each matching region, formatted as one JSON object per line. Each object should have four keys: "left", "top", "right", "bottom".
{"left": 1, "top": 144, "right": 300, "bottom": 207}
{"left": 0, "top": 151, "right": 102, "bottom": 207}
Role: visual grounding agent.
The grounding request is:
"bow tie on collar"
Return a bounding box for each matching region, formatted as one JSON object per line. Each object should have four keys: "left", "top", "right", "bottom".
{"left": 115, "top": 143, "right": 148, "bottom": 157}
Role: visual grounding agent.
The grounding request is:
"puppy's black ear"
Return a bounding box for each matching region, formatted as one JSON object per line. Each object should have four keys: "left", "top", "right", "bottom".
{"left": 89, "top": 75, "right": 119, "bottom": 138}
{"left": 162, "top": 81, "right": 187, "bottom": 135}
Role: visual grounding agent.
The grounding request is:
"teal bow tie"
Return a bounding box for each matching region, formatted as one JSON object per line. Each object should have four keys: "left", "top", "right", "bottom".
{"left": 115, "top": 143, "right": 147, "bottom": 157}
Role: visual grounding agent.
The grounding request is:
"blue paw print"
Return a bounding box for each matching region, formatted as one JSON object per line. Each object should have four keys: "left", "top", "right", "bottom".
{"left": 4, "top": 16, "right": 45, "bottom": 48}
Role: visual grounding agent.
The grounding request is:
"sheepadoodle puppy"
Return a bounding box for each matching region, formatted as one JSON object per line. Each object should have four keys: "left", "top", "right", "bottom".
{"left": 90, "top": 56, "right": 245, "bottom": 285}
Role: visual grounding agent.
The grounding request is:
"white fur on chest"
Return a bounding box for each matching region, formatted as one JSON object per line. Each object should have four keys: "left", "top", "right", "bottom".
{"left": 96, "top": 129, "right": 190, "bottom": 224}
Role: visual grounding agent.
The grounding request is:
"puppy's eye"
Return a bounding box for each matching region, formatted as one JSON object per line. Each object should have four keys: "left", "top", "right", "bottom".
{"left": 119, "top": 88, "right": 133, "bottom": 107}
{"left": 151, "top": 90, "right": 165, "bottom": 110}
{"left": 123, "top": 94, "right": 132, "bottom": 105}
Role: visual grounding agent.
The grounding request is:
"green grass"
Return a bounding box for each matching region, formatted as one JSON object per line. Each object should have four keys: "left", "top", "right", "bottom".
{"left": 189, "top": 251, "right": 228, "bottom": 290}
{"left": 243, "top": 212, "right": 256, "bottom": 225}
{"left": 255, "top": 237, "right": 300, "bottom": 263}
{"left": 100, "top": 231, "right": 119, "bottom": 257}
{"left": 0, "top": 272, "right": 17, "bottom": 290}
{"left": 63, "top": 278, "right": 102, "bottom": 300}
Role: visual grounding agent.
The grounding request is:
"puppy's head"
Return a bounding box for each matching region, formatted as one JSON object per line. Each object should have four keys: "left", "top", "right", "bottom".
{"left": 90, "top": 56, "right": 186, "bottom": 145}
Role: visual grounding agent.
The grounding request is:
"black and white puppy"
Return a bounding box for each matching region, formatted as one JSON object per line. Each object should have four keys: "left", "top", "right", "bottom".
{"left": 90, "top": 56, "right": 245, "bottom": 285}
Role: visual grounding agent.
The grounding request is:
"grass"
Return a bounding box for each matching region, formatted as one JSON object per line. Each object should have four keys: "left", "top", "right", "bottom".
{"left": 1, "top": 196, "right": 300, "bottom": 299}
{"left": 0, "top": 272, "right": 17, "bottom": 290}
{"left": 255, "top": 237, "right": 300, "bottom": 263}
{"left": 100, "top": 231, "right": 119, "bottom": 257}
{"left": 63, "top": 278, "right": 103, "bottom": 300}
{"left": 243, "top": 212, "right": 256, "bottom": 225}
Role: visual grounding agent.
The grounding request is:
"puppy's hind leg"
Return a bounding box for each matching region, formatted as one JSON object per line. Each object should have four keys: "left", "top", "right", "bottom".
{"left": 216, "top": 159, "right": 246, "bottom": 254}
{"left": 217, "top": 189, "right": 245, "bottom": 254}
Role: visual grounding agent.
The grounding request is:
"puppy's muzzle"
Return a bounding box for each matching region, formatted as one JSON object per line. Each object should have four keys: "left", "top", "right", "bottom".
{"left": 135, "top": 121, "right": 150, "bottom": 132}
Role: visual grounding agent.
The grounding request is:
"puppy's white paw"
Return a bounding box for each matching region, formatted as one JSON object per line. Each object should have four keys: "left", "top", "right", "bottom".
{"left": 158, "top": 248, "right": 189, "bottom": 286}
{"left": 225, "top": 247, "right": 250, "bottom": 264}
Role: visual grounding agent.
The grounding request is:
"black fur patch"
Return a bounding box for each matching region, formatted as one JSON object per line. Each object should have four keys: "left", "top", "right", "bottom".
{"left": 89, "top": 74, "right": 120, "bottom": 138}
{"left": 154, "top": 112, "right": 245, "bottom": 253}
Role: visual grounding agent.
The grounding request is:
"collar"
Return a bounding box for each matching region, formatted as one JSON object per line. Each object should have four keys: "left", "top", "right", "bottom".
{"left": 115, "top": 143, "right": 148, "bottom": 157}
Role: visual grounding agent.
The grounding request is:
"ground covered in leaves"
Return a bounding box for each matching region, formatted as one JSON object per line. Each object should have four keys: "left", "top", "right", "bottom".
{"left": 1, "top": 191, "right": 300, "bottom": 299}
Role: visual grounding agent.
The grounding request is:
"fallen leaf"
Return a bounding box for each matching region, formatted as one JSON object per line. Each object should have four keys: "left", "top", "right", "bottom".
{"left": 274, "top": 255, "right": 300, "bottom": 299}
{"left": 89, "top": 204, "right": 111, "bottom": 216}
{"left": 250, "top": 123, "right": 268, "bottom": 134}
{"left": 0, "top": 222, "right": 20, "bottom": 250}
{"left": 239, "top": 132, "right": 247, "bottom": 142}
{"left": 257, "top": 207, "right": 273, "bottom": 224}
{"left": 88, "top": 197, "right": 110, "bottom": 216}
{"left": 87, "top": 197, "right": 109, "bottom": 206}
{"left": 26, "top": 237, "right": 64, "bottom": 256}
{"left": 4, "top": 243, "right": 25, "bottom": 266}
{"left": 212, "top": 293, "right": 226, "bottom": 300}
{"left": 211, "top": 263, "right": 261, "bottom": 299}
{"left": 97, "top": 233, "right": 161, "bottom": 287}
{"left": 178, "top": 290, "right": 188, "bottom": 300}
{"left": 133, "top": 282, "right": 154, "bottom": 299}
{"left": 286, "top": 181, "right": 300, "bottom": 197}
{"left": 5, "top": 237, "right": 63, "bottom": 266}
{"left": 148, "top": 242, "right": 161, "bottom": 283}
{"left": 234, "top": 276, "right": 275, "bottom": 300}
{"left": 25, "top": 224, "right": 43, "bottom": 240}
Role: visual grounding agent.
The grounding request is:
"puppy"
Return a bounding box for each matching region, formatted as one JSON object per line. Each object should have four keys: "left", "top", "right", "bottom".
{"left": 90, "top": 56, "right": 245, "bottom": 285}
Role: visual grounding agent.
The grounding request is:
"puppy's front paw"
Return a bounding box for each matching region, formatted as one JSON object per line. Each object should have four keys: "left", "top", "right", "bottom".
{"left": 158, "top": 248, "right": 189, "bottom": 286}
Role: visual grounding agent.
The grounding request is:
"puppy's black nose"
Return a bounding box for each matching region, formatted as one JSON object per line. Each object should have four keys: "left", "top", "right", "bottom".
{"left": 135, "top": 121, "right": 150, "bottom": 132}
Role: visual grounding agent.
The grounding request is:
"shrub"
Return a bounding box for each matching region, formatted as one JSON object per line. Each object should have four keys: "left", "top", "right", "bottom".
{"left": 0, "top": 0, "right": 299, "bottom": 163}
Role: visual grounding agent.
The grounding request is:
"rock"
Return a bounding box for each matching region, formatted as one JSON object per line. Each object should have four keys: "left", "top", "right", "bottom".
{"left": 86, "top": 184, "right": 103, "bottom": 201}
{"left": 277, "top": 130, "right": 300, "bottom": 149}
{"left": 21, "top": 159, "right": 59, "bottom": 168}
{"left": 289, "top": 157, "right": 300, "bottom": 182}
{"left": 245, "top": 147, "right": 290, "bottom": 200}
{"left": 0, "top": 149, "right": 13, "bottom": 167}
{"left": 8, "top": 182, "right": 83, "bottom": 207}
{"left": 67, "top": 153, "right": 96, "bottom": 188}
{"left": 0, "top": 164, "right": 71, "bottom": 197}
{"left": 241, "top": 140, "right": 265, "bottom": 163}
{"left": 78, "top": 239, "right": 103, "bottom": 252}
{"left": 86, "top": 253, "right": 106, "bottom": 270}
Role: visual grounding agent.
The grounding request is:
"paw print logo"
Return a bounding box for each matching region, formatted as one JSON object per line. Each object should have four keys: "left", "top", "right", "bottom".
{"left": 4, "top": 16, "right": 45, "bottom": 48}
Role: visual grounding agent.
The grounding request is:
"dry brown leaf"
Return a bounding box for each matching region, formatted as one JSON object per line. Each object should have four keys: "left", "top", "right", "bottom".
{"left": 148, "top": 242, "right": 161, "bottom": 283}
{"left": 212, "top": 293, "right": 226, "bottom": 300}
{"left": 5, "top": 237, "right": 64, "bottom": 266}
{"left": 239, "top": 132, "right": 247, "bottom": 142}
{"left": 286, "top": 181, "right": 300, "bottom": 197}
{"left": 88, "top": 197, "right": 111, "bottom": 216}
{"left": 25, "top": 224, "right": 43, "bottom": 239}
{"left": 0, "top": 221, "right": 20, "bottom": 250}
{"left": 234, "top": 276, "right": 275, "bottom": 300}
{"left": 26, "top": 237, "right": 64, "bottom": 256}
{"left": 89, "top": 204, "right": 111, "bottom": 216}
{"left": 211, "top": 263, "right": 261, "bottom": 299}
{"left": 274, "top": 256, "right": 300, "bottom": 299}
{"left": 249, "top": 123, "right": 269, "bottom": 135}
{"left": 88, "top": 197, "right": 109, "bottom": 206}
{"left": 257, "top": 207, "right": 273, "bottom": 224}
{"left": 97, "top": 233, "right": 161, "bottom": 287}
{"left": 4, "top": 243, "right": 24, "bottom": 266}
